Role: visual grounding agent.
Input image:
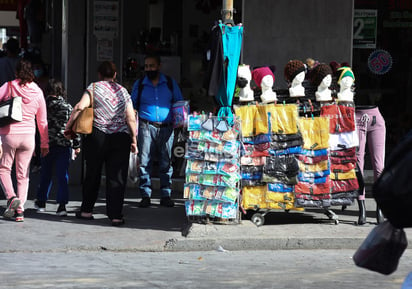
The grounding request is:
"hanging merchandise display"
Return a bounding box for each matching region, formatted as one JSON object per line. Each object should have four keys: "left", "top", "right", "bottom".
{"left": 183, "top": 113, "right": 241, "bottom": 223}
{"left": 205, "top": 21, "right": 243, "bottom": 125}
{"left": 235, "top": 103, "right": 304, "bottom": 226}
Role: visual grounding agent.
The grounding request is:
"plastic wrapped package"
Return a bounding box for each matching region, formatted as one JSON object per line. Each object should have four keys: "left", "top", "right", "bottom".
{"left": 298, "top": 116, "right": 330, "bottom": 150}
{"left": 241, "top": 185, "right": 266, "bottom": 209}
{"left": 234, "top": 105, "right": 257, "bottom": 137}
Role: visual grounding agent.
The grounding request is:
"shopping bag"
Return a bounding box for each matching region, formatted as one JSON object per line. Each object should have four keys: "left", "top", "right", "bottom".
{"left": 128, "top": 152, "right": 139, "bottom": 183}
{"left": 172, "top": 100, "right": 189, "bottom": 128}
{"left": 72, "top": 84, "right": 94, "bottom": 134}
{"left": 0, "top": 82, "right": 23, "bottom": 127}
{"left": 353, "top": 221, "right": 408, "bottom": 275}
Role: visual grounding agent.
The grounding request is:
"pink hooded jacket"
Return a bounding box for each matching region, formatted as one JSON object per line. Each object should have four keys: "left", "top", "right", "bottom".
{"left": 0, "top": 79, "right": 49, "bottom": 149}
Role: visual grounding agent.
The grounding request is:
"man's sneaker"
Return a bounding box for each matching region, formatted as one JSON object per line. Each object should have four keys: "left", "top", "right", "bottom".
{"left": 15, "top": 212, "right": 24, "bottom": 222}
{"left": 160, "top": 197, "right": 175, "bottom": 207}
{"left": 34, "top": 200, "right": 46, "bottom": 212}
{"left": 3, "top": 197, "right": 21, "bottom": 219}
{"left": 139, "top": 197, "right": 151, "bottom": 208}
{"left": 56, "top": 204, "right": 67, "bottom": 216}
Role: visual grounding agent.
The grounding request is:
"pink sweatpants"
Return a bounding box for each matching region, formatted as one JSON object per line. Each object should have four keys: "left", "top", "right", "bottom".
{"left": 355, "top": 107, "right": 386, "bottom": 200}
{"left": 0, "top": 134, "right": 35, "bottom": 212}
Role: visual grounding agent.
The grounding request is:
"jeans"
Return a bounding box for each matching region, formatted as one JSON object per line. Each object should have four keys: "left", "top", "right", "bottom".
{"left": 36, "top": 146, "right": 71, "bottom": 204}
{"left": 138, "top": 121, "right": 174, "bottom": 198}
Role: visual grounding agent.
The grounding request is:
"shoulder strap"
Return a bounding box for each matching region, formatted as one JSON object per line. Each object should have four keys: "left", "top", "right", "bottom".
{"left": 87, "top": 83, "right": 95, "bottom": 108}
{"left": 136, "top": 78, "right": 144, "bottom": 109}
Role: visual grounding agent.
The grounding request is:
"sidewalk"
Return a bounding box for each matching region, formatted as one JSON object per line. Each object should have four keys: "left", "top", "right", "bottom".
{"left": 1, "top": 177, "right": 408, "bottom": 253}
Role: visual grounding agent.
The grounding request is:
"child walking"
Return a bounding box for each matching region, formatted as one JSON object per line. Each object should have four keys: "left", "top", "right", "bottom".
{"left": 35, "top": 79, "right": 81, "bottom": 216}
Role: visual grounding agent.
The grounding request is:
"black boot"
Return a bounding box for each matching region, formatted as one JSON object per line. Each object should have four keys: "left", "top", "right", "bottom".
{"left": 357, "top": 199, "right": 366, "bottom": 225}
{"left": 376, "top": 205, "right": 384, "bottom": 224}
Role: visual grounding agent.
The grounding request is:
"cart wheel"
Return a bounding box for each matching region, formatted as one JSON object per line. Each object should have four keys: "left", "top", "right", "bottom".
{"left": 251, "top": 213, "right": 265, "bottom": 227}
{"left": 285, "top": 209, "right": 290, "bottom": 213}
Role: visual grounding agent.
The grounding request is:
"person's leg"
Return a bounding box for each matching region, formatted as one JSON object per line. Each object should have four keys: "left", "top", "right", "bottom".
{"left": 81, "top": 129, "right": 106, "bottom": 214}
{"left": 367, "top": 108, "right": 386, "bottom": 181}
{"left": 0, "top": 135, "right": 18, "bottom": 201}
{"left": 55, "top": 146, "right": 71, "bottom": 205}
{"left": 36, "top": 146, "right": 55, "bottom": 204}
{"left": 157, "top": 126, "right": 174, "bottom": 199}
{"left": 105, "top": 132, "right": 130, "bottom": 221}
{"left": 366, "top": 108, "right": 386, "bottom": 224}
{"left": 13, "top": 134, "right": 36, "bottom": 212}
{"left": 138, "top": 121, "right": 155, "bottom": 198}
{"left": 355, "top": 110, "right": 368, "bottom": 201}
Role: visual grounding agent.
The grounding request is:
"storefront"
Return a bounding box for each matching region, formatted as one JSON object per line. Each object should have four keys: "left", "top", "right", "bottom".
{"left": 1, "top": 0, "right": 411, "bottom": 183}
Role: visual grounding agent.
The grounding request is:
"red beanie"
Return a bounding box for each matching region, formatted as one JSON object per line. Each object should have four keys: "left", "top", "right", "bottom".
{"left": 252, "top": 67, "right": 275, "bottom": 88}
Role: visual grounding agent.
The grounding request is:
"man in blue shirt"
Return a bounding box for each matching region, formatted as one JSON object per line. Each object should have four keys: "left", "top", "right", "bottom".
{"left": 131, "top": 54, "right": 183, "bottom": 208}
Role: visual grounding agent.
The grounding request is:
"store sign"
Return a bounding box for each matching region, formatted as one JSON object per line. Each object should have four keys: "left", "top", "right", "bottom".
{"left": 353, "top": 9, "right": 377, "bottom": 49}
{"left": 368, "top": 49, "right": 393, "bottom": 75}
{"left": 0, "top": 0, "right": 17, "bottom": 11}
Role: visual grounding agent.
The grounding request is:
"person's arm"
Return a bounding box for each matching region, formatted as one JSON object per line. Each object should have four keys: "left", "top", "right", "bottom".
{"left": 125, "top": 102, "right": 138, "bottom": 153}
{"left": 64, "top": 90, "right": 91, "bottom": 138}
{"left": 172, "top": 78, "right": 184, "bottom": 102}
{"left": 36, "top": 90, "right": 49, "bottom": 157}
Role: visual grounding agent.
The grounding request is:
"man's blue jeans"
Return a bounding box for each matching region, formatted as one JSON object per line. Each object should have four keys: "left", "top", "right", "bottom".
{"left": 36, "top": 146, "right": 71, "bottom": 204}
{"left": 138, "top": 121, "right": 174, "bottom": 198}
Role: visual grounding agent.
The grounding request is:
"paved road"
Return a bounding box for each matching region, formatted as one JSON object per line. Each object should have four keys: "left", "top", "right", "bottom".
{"left": 1, "top": 249, "right": 411, "bottom": 289}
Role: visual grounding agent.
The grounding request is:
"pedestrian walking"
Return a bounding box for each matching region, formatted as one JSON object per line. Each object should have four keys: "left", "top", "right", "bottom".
{"left": 35, "top": 79, "right": 81, "bottom": 216}
{"left": 131, "top": 53, "right": 183, "bottom": 208}
{"left": 65, "top": 61, "right": 137, "bottom": 226}
{"left": 0, "top": 59, "right": 49, "bottom": 222}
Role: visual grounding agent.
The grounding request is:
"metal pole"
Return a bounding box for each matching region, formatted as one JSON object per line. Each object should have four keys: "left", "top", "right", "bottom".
{"left": 222, "top": 0, "right": 234, "bottom": 23}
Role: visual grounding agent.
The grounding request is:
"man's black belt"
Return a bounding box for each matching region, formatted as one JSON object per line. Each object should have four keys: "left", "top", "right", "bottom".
{"left": 140, "top": 118, "right": 171, "bottom": 128}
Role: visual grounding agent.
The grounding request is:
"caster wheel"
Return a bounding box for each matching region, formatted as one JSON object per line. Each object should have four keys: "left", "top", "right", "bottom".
{"left": 251, "top": 213, "right": 265, "bottom": 227}
{"left": 285, "top": 209, "right": 290, "bottom": 213}
{"left": 334, "top": 219, "right": 339, "bottom": 225}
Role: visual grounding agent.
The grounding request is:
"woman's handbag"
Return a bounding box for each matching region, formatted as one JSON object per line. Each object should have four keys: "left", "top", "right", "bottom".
{"left": 72, "top": 84, "right": 94, "bottom": 134}
{"left": 353, "top": 220, "right": 408, "bottom": 275}
{"left": 0, "top": 82, "right": 23, "bottom": 127}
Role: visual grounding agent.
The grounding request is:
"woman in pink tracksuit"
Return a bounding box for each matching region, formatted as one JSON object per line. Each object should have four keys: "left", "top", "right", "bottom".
{"left": 0, "top": 59, "right": 49, "bottom": 222}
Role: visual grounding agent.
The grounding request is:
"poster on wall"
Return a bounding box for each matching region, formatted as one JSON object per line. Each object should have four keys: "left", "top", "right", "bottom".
{"left": 354, "top": 9, "right": 377, "bottom": 49}
{"left": 94, "top": 0, "right": 119, "bottom": 39}
{"left": 97, "top": 39, "right": 113, "bottom": 61}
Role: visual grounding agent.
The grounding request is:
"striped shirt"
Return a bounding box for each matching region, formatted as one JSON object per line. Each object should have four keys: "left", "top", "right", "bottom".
{"left": 87, "top": 81, "right": 131, "bottom": 134}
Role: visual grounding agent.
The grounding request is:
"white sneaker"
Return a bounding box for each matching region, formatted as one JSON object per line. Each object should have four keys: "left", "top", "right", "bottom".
{"left": 56, "top": 204, "right": 67, "bottom": 216}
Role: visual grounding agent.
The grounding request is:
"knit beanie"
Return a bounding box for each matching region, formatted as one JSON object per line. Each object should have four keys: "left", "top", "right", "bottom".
{"left": 284, "top": 60, "right": 306, "bottom": 83}
{"left": 337, "top": 66, "right": 355, "bottom": 84}
{"left": 252, "top": 67, "right": 275, "bottom": 88}
{"left": 309, "top": 63, "right": 333, "bottom": 87}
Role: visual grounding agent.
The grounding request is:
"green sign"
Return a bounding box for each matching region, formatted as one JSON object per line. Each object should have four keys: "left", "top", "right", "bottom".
{"left": 354, "top": 9, "right": 377, "bottom": 49}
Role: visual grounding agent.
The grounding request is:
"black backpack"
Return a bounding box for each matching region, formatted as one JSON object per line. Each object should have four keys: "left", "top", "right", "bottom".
{"left": 134, "top": 75, "right": 174, "bottom": 110}
{"left": 372, "top": 131, "right": 412, "bottom": 228}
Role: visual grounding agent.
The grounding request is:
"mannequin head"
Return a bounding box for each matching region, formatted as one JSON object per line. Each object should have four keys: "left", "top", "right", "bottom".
{"left": 320, "top": 74, "right": 332, "bottom": 88}
{"left": 252, "top": 66, "right": 277, "bottom": 103}
{"left": 252, "top": 66, "right": 275, "bottom": 89}
{"left": 237, "top": 64, "right": 252, "bottom": 84}
{"left": 237, "top": 64, "right": 254, "bottom": 102}
{"left": 284, "top": 59, "right": 305, "bottom": 84}
{"left": 261, "top": 74, "right": 274, "bottom": 89}
{"left": 337, "top": 66, "right": 355, "bottom": 87}
{"left": 309, "top": 63, "right": 332, "bottom": 87}
{"left": 337, "top": 66, "right": 355, "bottom": 101}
